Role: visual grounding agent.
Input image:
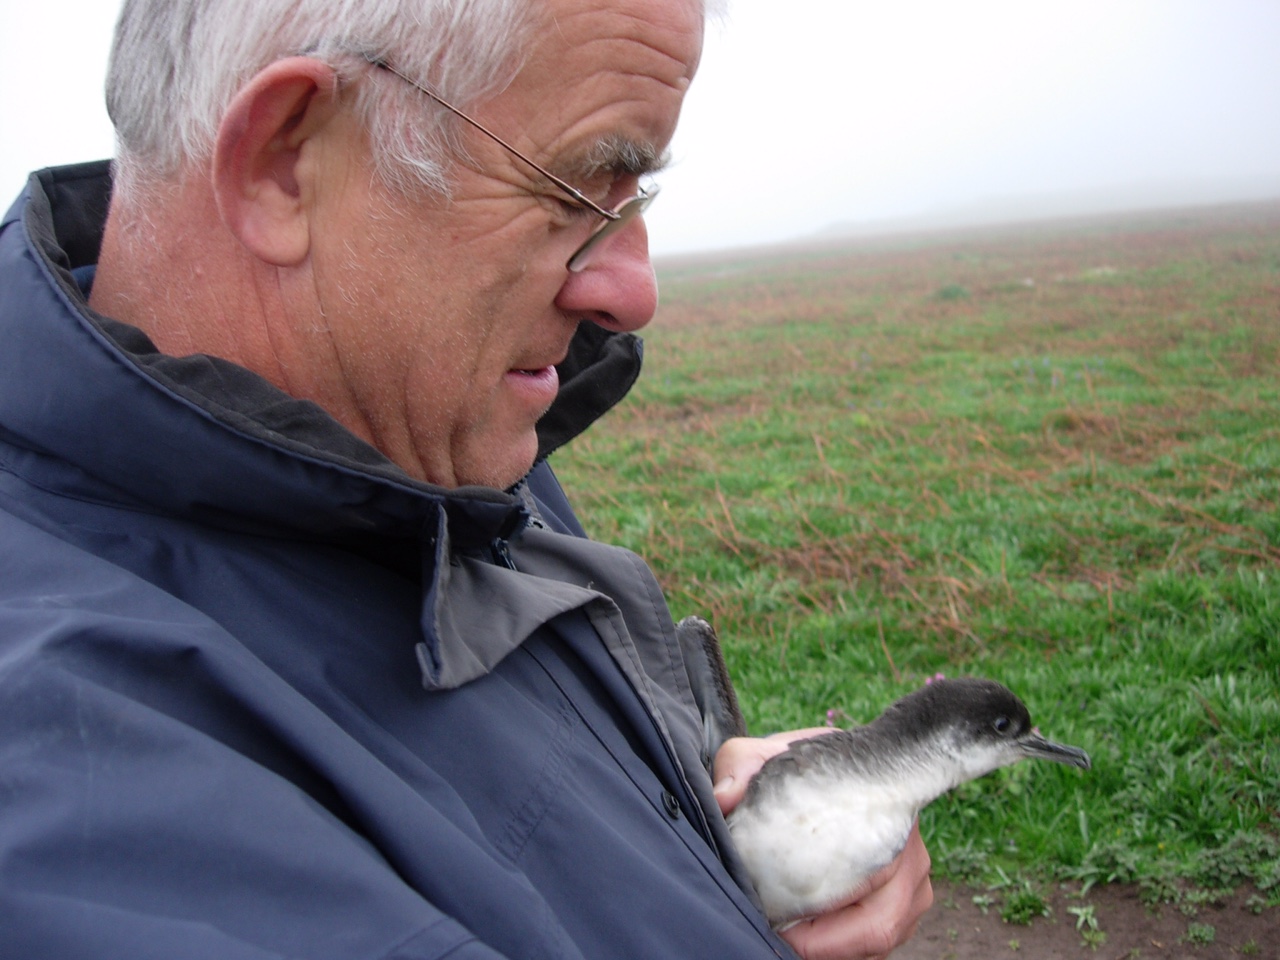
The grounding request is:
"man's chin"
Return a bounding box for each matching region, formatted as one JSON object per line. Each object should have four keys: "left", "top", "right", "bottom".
{"left": 447, "top": 434, "right": 540, "bottom": 492}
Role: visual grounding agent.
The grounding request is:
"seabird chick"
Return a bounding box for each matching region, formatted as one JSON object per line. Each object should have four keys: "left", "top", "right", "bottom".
{"left": 727, "top": 677, "right": 1091, "bottom": 926}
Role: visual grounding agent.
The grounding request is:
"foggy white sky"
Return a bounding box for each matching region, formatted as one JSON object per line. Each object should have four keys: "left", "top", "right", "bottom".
{"left": 3, "top": 0, "right": 1279, "bottom": 256}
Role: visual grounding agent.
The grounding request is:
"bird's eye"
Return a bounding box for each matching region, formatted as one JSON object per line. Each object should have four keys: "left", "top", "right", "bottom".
{"left": 993, "top": 716, "right": 1011, "bottom": 734}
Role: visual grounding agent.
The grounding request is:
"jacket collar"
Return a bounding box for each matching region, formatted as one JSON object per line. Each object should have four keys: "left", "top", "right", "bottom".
{"left": 1, "top": 162, "right": 650, "bottom": 689}
{"left": 1, "top": 161, "right": 642, "bottom": 545}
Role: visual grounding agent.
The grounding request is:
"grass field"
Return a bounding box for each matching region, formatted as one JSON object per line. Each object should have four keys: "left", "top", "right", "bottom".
{"left": 552, "top": 202, "right": 1280, "bottom": 908}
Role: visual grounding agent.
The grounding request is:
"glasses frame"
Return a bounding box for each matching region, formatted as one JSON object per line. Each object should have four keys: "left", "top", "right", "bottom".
{"left": 366, "top": 55, "right": 655, "bottom": 272}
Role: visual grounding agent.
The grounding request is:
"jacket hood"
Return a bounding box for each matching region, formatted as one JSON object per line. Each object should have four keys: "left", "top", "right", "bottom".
{"left": 0, "top": 161, "right": 643, "bottom": 552}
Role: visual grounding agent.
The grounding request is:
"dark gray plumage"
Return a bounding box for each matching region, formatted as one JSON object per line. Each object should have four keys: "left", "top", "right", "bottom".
{"left": 675, "top": 615, "right": 747, "bottom": 762}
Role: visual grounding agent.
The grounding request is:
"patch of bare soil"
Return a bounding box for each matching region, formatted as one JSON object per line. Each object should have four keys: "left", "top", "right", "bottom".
{"left": 894, "top": 882, "right": 1278, "bottom": 960}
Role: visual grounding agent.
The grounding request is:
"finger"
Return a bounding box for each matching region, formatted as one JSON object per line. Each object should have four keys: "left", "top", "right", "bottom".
{"left": 711, "top": 737, "right": 777, "bottom": 815}
{"left": 712, "top": 728, "right": 831, "bottom": 816}
{"left": 779, "top": 824, "right": 933, "bottom": 960}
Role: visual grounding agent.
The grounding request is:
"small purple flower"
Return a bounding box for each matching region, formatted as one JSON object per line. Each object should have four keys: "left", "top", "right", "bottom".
{"left": 825, "top": 707, "right": 851, "bottom": 728}
{"left": 924, "top": 672, "right": 946, "bottom": 686}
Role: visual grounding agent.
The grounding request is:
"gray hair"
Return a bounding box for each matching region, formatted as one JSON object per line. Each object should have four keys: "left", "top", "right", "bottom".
{"left": 105, "top": 0, "right": 535, "bottom": 199}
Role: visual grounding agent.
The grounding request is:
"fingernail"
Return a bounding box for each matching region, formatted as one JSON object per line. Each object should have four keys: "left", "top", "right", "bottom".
{"left": 713, "top": 776, "right": 735, "bottom": 795}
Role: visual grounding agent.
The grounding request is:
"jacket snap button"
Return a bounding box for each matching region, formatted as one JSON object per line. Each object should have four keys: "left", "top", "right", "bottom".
{"left": 661, "top": 790, "right": 682, "bottom": 820}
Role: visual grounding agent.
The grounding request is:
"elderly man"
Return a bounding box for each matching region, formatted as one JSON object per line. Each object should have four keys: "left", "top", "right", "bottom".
{"left": 0, "top": 0, "right": 931, "bottom": 957}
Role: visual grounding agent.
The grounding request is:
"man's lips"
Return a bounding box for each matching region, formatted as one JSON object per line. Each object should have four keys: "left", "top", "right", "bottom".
{"left": 508, "top": 354, "right": 562, "bottom": 379}
{"left": 503, "top": 364, "right": 560, "bottom": 411}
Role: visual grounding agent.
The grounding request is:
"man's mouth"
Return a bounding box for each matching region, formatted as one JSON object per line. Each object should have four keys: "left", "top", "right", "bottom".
{"left": 503, "top": 365, "right": 560, "bottom": 410}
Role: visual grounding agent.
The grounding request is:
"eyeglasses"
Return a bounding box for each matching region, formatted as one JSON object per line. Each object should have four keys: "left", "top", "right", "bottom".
{"left": 366, "top": 56, "right": 656, "bottom": 272}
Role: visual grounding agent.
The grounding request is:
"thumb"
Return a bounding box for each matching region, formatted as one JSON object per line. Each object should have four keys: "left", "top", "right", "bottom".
{"left": 713, "top": 728, "right": 831, "bottom": 817}
{"left": 712, "top": 737, "right": 769, "bottom": 816}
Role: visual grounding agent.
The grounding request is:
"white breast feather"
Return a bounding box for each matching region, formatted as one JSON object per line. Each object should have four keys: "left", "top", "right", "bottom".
{"left": 730, "top": 738, "right": 995, "bottom": 924}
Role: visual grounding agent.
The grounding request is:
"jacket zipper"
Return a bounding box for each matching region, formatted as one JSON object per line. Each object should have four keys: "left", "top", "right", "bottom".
{"left": 490, "top": 538, "right": 516, "bottom": 570}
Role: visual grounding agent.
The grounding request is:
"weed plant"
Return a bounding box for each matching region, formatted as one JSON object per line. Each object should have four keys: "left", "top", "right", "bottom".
{"left": 552, "top": 204, "right": 1280, "bottom": 896}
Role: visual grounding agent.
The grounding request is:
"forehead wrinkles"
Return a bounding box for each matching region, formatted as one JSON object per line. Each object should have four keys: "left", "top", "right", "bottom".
{"left": 540, "top": 0, "right": 703, "bottom": 72}
{"left": 504, "top": 0, "right": 702, "bottom": 162}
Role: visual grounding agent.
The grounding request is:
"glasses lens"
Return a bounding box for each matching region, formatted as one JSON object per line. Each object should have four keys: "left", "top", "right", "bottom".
{"left": 566, "top": 188, "right": 658, "bottom": 273}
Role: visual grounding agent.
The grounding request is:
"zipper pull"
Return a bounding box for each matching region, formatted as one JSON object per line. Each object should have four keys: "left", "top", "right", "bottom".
{"left": 490, "top": 538, "right": 516, "bottom": 570}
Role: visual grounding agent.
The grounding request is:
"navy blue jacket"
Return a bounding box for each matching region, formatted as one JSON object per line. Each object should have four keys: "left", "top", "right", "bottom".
{"left": 0, "top": 164, "right": 788, "bottom": 959}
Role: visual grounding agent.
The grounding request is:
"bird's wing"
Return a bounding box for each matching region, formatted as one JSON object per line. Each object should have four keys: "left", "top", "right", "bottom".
{"left": 675, "top": 616, "right": 747, "bottom": 763}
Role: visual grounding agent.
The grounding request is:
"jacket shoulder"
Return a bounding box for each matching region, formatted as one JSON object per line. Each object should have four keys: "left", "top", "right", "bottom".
{"left": 0, "top": 509, "right": 512, "bottom": 960}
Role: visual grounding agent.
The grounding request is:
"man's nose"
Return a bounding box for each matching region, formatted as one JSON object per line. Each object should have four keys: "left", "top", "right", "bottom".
{"left": 554, "top": 218, "right": 658, "bottom": 333}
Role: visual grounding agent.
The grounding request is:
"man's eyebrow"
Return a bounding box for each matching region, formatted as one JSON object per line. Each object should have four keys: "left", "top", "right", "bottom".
{"left": 559, "top": 137, "right": 671, "bottom": 182}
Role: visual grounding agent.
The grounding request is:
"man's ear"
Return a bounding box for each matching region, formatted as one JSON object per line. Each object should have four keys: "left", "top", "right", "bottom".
{"left": 213, "top": 57, "right": 344, "bottom": 266}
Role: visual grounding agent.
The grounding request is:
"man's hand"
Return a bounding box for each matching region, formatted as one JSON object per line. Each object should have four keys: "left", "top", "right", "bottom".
{"left": 714, "top": 732, "right": 934, "bottom": 960}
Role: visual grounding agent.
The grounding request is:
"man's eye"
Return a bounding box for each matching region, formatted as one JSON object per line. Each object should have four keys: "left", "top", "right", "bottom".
{"left": 552, "top": 195, "right": 599, "bottom": 220}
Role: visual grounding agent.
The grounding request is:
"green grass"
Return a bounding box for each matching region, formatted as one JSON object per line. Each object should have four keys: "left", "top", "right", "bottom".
{"left": 552, "top": 204, "right": 1280, "bottom": 898}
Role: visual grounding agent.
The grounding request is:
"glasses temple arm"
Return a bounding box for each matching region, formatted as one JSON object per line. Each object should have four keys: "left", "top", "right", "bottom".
{"left": 365, "top": 56, "right": 619, "bottom": 221}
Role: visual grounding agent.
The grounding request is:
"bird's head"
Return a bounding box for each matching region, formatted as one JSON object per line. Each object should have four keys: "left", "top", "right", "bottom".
{"left": 889, "top": 677, "right": 1092, "bottom": 778}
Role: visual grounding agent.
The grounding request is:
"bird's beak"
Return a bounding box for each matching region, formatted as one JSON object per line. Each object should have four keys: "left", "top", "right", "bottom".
{"left": 1016, "top": 734, "right": 1091, "bottom": 769}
